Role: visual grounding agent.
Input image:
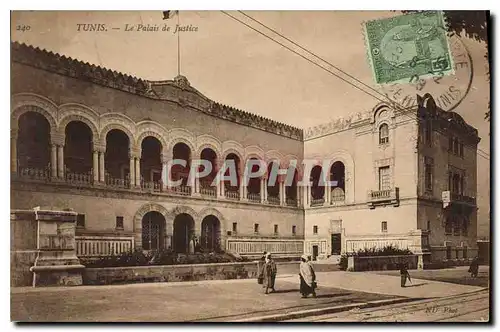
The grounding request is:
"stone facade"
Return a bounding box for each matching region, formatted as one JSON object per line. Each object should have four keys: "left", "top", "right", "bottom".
{"left": 10, "top": 42, "right": 480, "bottom": 266}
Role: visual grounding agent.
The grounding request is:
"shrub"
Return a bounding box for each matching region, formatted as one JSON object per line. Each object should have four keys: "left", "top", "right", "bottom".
{"left": 337, "top": 245, "right": 413, "bottom": 271}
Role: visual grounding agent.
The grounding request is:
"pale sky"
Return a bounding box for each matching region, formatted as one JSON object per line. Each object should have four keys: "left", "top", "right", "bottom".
{"left": 10, "top": 10, "right": 490, "bottom": 232}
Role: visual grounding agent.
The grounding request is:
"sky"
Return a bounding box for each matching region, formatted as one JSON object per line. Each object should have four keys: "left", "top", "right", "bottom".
{"left": 10, "top": 10, "right": 490, "bottom": 235}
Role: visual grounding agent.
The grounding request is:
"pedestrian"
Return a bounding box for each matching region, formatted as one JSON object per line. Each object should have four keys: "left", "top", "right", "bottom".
{"left": 263, "top": 252, "right": 277, "bottom": 294}
{"left": 400, "top": 262, "right": 411, "bottom": 287}
{"left": 257, "top": 251, "right": 267, "bottom": 286}
{"left": 299, "top": 254, "right": 317, "bottom": 298}
{"left": 468, "top": 256, "right": 480, "bottom": 278}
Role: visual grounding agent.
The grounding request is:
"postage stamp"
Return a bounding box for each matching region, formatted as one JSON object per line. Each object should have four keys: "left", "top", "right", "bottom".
{"left": 364, "top": 11, "right": 454, "bottom": 85}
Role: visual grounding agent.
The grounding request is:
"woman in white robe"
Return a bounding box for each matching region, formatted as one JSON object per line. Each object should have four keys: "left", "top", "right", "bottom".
{"left": 299, "top": 254, "right": 316, "bottom": 298}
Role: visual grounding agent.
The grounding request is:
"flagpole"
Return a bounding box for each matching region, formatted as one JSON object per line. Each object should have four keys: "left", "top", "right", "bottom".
{"left": 177, "top": 11, "right": 181, "bottom": 76}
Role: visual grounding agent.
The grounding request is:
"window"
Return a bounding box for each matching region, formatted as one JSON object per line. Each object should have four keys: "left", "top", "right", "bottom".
{"left": 381, "top": 221, "right": 388, "bottom": 233}
{"left": 115, "top": 216, "right": 124, "bottom": 230}
{"left": 274, "top": 224, "right": 278, "bottom": 234}
{"left": 254, "top": 223, "right": 259, "bottom": 234}
{"left": 424, "top": 157, "right": 434, "bottom": 193}
{"left": 378, "top": 166, "right": 391, "bottom": 191}
{"left": 427, "top": 220, "right": 431, "bottom": 231}
{"left": 379, "top": 124, "right": 389, "bottom": 144}
{"left": 459, "top": 143, "right": 464, "bottom": 157}
{"left": 453, "top": 139, "right": 459, "bottom": 155}
{"left": 463, "top": 247, "right": 468, "bottom": 259}
{"left": 232, "top": 222, "right": 238, "bottom": 234}
{"left": 313, "top": 225, "right": 318, "bottom": 234}
{"left": 76, "top": 214, "right": 85, "bottom": 228}
{"left": 292, "top": 225, "right": 297, "bottom": 235}
{"left": 462, "top": 219, "right": 468, "bottom": 236}
{"left": 446, "top": 246, "right": 452, "bottom": 260}
{"left": 453, "top": 220, "right": 461, "bottom": 236}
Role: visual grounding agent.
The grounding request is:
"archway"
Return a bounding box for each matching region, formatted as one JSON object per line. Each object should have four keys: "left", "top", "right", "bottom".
{"left": 141, "top": 211, "right": 166, "bottom": 251}
{"left": 330, "top": 161, "right": 346, "bottom": 202}
{"left": 266, "top": 161, "right": 280, "bottom": 204}
{"left": 246, "top": 157, "right": 262, "bottom": 202}
{"left": 17, "top": 111, "right": 51, "bottom": 171}
{"left": 285, "top": 166, "right": 298, "bottom": 205}
{"left": 64, "top": 121, "right": 93, "bottom": 175}
{"left": 173, "top": 213, "right": 195, "bottom": 253}
{"left": 141, "top": 136, "right": 162, "bottom": 188}
{"left": 200, "top": 147, "right": 217, "bottom": 195}
{"left": 310, "top": 165, "right": 325, "bottom": 206}
{"left": 105, "top": 129, "right": 130, "bottom": 185}
{"left": 223, "top": 153, "right": 241, "bottom": 199}
{"left": 201, "top": 215, "right": 221, "bottom": 252}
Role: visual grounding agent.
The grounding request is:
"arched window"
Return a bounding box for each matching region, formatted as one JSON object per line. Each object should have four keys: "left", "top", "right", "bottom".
{"left": 379, "top": 124, "right": 389, "bottom": 144}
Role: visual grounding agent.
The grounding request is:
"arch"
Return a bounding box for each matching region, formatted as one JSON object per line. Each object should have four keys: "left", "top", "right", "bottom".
{"left": 11, "top": 93, "right": 58, "bottom": 130}
{"left": 244, "top": 145, "right": 265, "bottom": 161}
{"left": 171, "top": 205, "right": 199, "bottom": 220}
{"left": 326, "top": 150, "right": 355, "bottom": 204}
{"left": 100, "top": 123, "right": 135, "bottom": 150}
{"left": 134, "top": 202, "right": 171, "bottom": 224}
{"left": 169, "top": 128, "right": 196, "bottom": 151}
{"left": 371, "top": 102, "right": 393, "bottom": 124}
{"left": 141, "top": 211, "right": 167, "bottom": 250}
{"left": 196, "top": 134, "right": 222, "bottom": 157}
{"left": 136, "top": 121, "right": 169, "bottom": 155}
{"left": 264, "top": 150, "right": 284, "bottom": 164}
{"left": 222, "top": 140, "right": 245, "bottom": 160}
{"left": 58, "top": 113, "right": 100, "bottom": 142}
{"left": 173, "top": 212, "right": 196, "bottom": 253}
{"left": 379, "top": 123, "right": 390, "bottom": 144}
{"left": 198, "top": 207, "right": 225, "bottom": 225}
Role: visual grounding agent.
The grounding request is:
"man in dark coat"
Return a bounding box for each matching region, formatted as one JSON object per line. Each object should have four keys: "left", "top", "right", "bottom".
{"left": 400, "top": 262, "right": 411, "bottom": 287}
{"left": 468, "top": 256, "right": 480, "bottom": 278}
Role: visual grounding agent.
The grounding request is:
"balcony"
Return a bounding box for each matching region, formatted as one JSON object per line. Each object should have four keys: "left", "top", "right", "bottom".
{"left": 442, "top": 191, "right": 476, "bottom": 208}
{"left": 141, "top": 180, "right": 163, "bottom": 193}
{"left": 267, "top": 195, "right": 280, "bottom": 205}
{"left": 286, "top": 197, "right": 297, "bottom": 207}
{"left": 199, "top": 180, "right": 216, "bottom": 197}
{"left": 247, "top": 192, "right": 261, "bottom": 203}
{"left": 310, "top": 197, "right": 325, "bottom": 207}
{"left": 224, "top": 188, "right": 240, "bottom": 201}
{"left": 367, "top": 187, "right": 399, "bottom": 209}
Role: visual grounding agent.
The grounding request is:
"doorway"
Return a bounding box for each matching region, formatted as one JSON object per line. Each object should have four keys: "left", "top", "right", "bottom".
{"left": 331, "top": 233, "right": 342, "bottom": 255}
{"left": 312, "top": 245, "right": 319, "bottom": 261}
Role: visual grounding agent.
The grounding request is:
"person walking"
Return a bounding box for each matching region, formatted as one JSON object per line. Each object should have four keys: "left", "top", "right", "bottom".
{"left": 263, "top": 253, "right": 277, "bottom": 294}
{"left": 468, "top": 256, "right": 480, "bottom": 278}
{"left": 299, "top": 254, "right": 317, "bottom": 298}
{"left": 257, "top": 251, "right": 267, "bottom": 286}
{"left": 400, "top": 262, "right": 411, "bottom": 287}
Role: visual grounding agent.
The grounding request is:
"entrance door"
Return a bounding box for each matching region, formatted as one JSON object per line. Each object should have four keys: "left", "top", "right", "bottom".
{"left": 331, "top": 233, "right": 342, "bottom": 255}
{"left": 312, "top": 245, "right": 319, "bottom": 261}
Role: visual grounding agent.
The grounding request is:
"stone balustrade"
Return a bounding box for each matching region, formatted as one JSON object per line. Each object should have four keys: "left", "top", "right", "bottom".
{"left": 75, "top": 236, "right": 135, "bottom": 257}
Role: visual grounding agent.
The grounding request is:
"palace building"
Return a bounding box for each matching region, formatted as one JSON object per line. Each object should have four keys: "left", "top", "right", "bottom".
{"left": 10, "top": 42, "right": 480, "bottom": 266}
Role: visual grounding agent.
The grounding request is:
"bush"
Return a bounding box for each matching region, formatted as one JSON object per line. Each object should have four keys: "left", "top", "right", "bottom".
{"left": 338, "top": 245, "right": 413, "bottom": 271}
{"left": 81, "top": 249, "right": 243, "bottom": 268}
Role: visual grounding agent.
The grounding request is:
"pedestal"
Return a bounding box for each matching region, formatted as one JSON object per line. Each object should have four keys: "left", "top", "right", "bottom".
{"left": 29, "top": 207, "right": 84, "bottom": 287}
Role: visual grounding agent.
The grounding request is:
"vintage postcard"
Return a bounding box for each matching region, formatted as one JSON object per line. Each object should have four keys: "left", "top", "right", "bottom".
{"left": 10, "top": 10, "right": 490, "bottom": 323}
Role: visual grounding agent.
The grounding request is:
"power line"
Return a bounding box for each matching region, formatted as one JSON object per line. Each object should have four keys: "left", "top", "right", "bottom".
{"left": 224, "top": 11, "right": 490, "bottom": 161}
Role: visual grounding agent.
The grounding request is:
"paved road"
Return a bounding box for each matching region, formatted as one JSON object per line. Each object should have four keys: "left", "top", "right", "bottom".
{"left": 11, "top": 276, "right": 392, "bottom": 322}
{"left": 288, "top": 289, "right": 490, "bottom": 322}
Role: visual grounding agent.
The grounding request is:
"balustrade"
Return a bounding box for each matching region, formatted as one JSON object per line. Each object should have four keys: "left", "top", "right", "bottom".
{"left": 225, "top": 188, "right": 240, "bottom": 200}
{"left": 247, "top": 192, "right": 261, "bottom": 203}
{"left": 267, "top": 195, "right": 280, "bottom": 205}
{"left": 310, "top": 197, "right": 325, "bottom": 207}
{"left": 17, "top": 166, "right": 51, "bottom": 181}
{"left": 75, "top": 236, "right": 134, "bottom": 257}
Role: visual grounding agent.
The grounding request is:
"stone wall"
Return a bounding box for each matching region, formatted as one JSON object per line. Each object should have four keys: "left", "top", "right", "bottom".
{"left": 11, "top": 210, "right": 38, "bottom": 287}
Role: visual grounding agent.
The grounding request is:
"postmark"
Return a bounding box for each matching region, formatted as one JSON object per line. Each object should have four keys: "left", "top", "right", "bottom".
{"left": 380, "top": 33, "right": 473, "bottom": 112}
{"left": 364, "top": 11, "right": 453, "bottom": 84}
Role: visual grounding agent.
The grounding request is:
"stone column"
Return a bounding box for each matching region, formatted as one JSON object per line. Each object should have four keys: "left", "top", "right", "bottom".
{"left": 11, "top": 129, "right": 18, "bottom": 174}
{"left": 135, "top": 157, "right": 141, "bottom": 188}
{"left": 99, "top": 149, "right": 105, "bottom": 183}
{"left": 50, "top": 144, "right": 57, "bottom": 178}
{"left": 92, "top": 150, "right": 99, "bottom": 183}
{"left": 161, "top": 161, "right": 168, "bottom": 191}
{"left": 324, "top": 176, "right": 331, "bottom": 206}
{"left": 57, "top": 145, "right": 64, "bottom": 179}
{"left": 280, "top": 180, "right": 286, "bottom": 206}
{"left": 261, "top": 178, "right": 266, "bottom": 203}
{"left": 129, "top": 154, "right": 135, "bottom": 187}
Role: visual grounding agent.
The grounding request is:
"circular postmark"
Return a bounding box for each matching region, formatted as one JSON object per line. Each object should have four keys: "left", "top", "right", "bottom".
{"left": 380, "top": 33, "right": 473, "bottom": 112}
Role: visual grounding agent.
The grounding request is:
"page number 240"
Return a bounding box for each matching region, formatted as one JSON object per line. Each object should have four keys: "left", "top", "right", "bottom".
{"left": 16, "top": 25, "right": 31, "bottom": 32}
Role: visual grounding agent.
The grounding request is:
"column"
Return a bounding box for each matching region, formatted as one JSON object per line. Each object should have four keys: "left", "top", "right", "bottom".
{"left": 280, "top": 181, "right": 286, "bottom": 206}
{"left": 129, "top": 154, "right": 135, "bottom": 187}
{"left": 263, "top": 178, "right": 268, "bottom": 203}
{"left": 50, "top": 144, "right": 57, "bottom": 178}
{"left": 92, "top": 150, "right": 99, "bottom": 183}
{"left": 240, "top": 176, "right": 246, "bottom": 201}
{"left": 99, "top": 149, "right": 105, "bottom": 183}
{"left": 194, "top": 177, "right": 201, "bottom": 195}
{"left": 57, "top": 145, "right": 64, "bottom": 178}
{"left": 135, "top": 157, "right": 141, "bottom": 188}
{"left": 324, "top": 177, "right": 331, "bottom": 206}
{"left": 162, "top": 161, "right": 168, "bottom": 191}
{"left": 11, "top": 130, "right": 17, "bottom": 174}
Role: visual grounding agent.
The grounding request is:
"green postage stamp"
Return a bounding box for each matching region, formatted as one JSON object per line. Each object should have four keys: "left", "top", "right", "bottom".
{"left": 364, "top": 11, "right": 454, "bottom": 85}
